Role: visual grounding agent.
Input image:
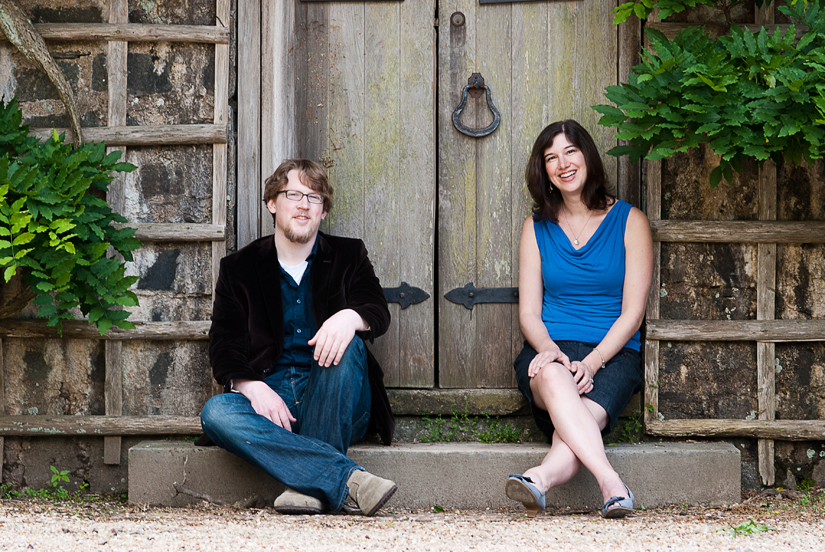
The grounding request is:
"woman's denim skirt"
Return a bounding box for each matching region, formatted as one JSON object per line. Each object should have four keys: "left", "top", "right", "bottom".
{"left": 513, "top": 340, "right": 643, "bottom": 439}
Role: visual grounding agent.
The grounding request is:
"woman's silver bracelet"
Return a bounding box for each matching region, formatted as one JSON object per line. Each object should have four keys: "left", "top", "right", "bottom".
{"left": 594, "top": 347, "right": 606, "bottom": 370}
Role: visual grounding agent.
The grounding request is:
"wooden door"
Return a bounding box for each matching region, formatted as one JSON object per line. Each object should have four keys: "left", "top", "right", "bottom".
{"left": 256, "top": 0, "right": 436, "bottom": 388}
{"left": 249, "top": 0, "right": 623, "bottom": 391}
{"left": 437, "top": 1, "right": 619, "bottom": 387}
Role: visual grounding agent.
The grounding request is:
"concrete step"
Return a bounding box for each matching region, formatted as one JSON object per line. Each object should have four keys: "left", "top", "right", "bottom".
{"left": 129, "top": 441, "right": 740, "bottom": 511}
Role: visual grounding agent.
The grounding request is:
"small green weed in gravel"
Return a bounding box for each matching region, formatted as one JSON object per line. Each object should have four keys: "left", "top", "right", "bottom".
{"left": 720, "top": 520, "right": 776, "bottom": 536}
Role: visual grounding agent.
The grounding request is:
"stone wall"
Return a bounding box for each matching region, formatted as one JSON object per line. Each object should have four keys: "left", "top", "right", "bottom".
{"left": 656, "top": 148, "right": 825, "bottom": 490}
{"left": 0, "top": 0, "right": 235, "bottom": 494}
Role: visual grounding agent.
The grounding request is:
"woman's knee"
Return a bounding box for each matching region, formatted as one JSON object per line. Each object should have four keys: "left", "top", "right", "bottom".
{"left": 532, "top": 364, "right": 573, "bottom": 400}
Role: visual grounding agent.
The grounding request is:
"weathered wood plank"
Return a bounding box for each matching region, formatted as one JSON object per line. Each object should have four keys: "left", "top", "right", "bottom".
{"left": 645, "top": 22, "right": 806, "bottom": 41}
{"left": 363, "top": 1, "right": 404, "bottom": 387}
{"left": 393, "top": 0, "right": 435, "bottom": 387}
{"left": 644, "top": 151, "right": 662, "bottom": 426}
{"left": 213, "top": 0, "right": 230, "bottom": 311}
{"left": 104, "top": 0, "right": 128, "bottom": 467}
{"left": 104, "top": 340, "right": 122, "bottom": 464}
{"left": 757, "top": 158, "right": 777, "bottom": 485}
{"left": 30, "top": 124, "right": 227, "bottom": 146}
{"left": 13, "top": 23, "right": 229, "bottom": 44}
{"left": 294, "top": 2, "right": 328, "bottom": 163}
{"left": 755, "top": 1, "right": 776, "bottom": 26}
{"left": 617, "top": 15, "right": 641, "bottom": 207}
{"left": 261, "top": 0, "right": 297, "bottom": 237}
{"left": 237, "top": 0, "right": 261, "bottom": 249}
{"left": 438, "top": 0, "right": 478, "bottom": 387}
{"left": 651, "top": 220, "right": 825, "bottom": 243}
{"left": 510, "top": 2, "right": 548, "bottom": 367}
{"left": 0, "top": 320, "right": 211, "bottom": 340}
{"left": 0, "top": 416, "right": 201, "bottom": 436}
{"left": 473, "top": 2, "right": 514, "bottom": 389}
{"left": 115, "top": 223, "right": 225, "bottom": 242}
{"left": 647, "top": 319, "right": 825, "bottom": 342}
{"left": 0, "top": 339, "right": 4, "bottom": 483}
{"left": 647, "top": 419, "right": 825, "bottom": 441}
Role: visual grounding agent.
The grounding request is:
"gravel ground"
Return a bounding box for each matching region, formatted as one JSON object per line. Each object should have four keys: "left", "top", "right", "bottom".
{"left": 1, "top": 493, "right": 824, "bottom": 551}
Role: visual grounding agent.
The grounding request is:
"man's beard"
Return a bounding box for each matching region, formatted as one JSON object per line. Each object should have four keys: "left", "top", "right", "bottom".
{"left": 283, "top": 221, "right": 315, "bottom": 244}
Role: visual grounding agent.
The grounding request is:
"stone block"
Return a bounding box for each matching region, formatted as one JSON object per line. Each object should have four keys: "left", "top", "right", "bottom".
{"left": 129, "top": 441, "right": 741, "bottom": 510}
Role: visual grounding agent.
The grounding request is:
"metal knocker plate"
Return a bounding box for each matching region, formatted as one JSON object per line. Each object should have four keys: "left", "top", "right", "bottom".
{"left": 452, "top": 73, "right": 501, "bottom": 138}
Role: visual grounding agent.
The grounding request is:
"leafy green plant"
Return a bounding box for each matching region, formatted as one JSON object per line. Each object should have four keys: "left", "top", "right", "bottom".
{"left": 419, "top": 401, "right": 523, "bottom": 443}
{"left": 619, "top": 410, "right": 643, "bottom": 443}
{"left": 595, "top": 1, "right": 825, "bottom": 187}
{"left": 798, "top": 478, "right": 816, "bottom": 491}
{"left": 721, "top": 519, "right": 777, "bottom": 536}
{"left": 476, "top": 414, "right": 523, "bottom": 444}
{"left": 0, "top": 97, "right": 140, "bottom": 334}
{"left": 432, "top": 505, "right": 445, "bottom": 513}
{"left": 49, "top": 465, "right": 70, "bottom": 487}
{"left": 613, "top": 0, "right": 777, "bottom": 27}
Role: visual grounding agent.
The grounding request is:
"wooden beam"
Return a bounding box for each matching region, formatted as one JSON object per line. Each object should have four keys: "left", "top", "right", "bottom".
{"left": 0, "top": 23, "right": 230, "bottom": 44}
{"left": 645, "top": 22, "right": 806, "bottom": 41}
{"left": 104, "top": 0, "right": 128, "bottom": 467}
{"left": 0, "top": 320, "right": 210, "bottom": 340}
{"left": 617, "top": 14, "right": 641, "bottom": 207}
{"left": 757, "top": 158, "right": 777, "bottom": 485}
{"left": 116, "top": 223, "right": 226, "bottom": 242}
{"left": 647, "top": 319, "right": 825, "bottom": 342}
{"left": 651, "top": 220, "right": 825, "bottom": 243}
{"left": 0, "top": 416, "right": 201, "bottom": 436}
{"left": 644, "top": 155, "right": 662, "bottom": 427}
{"left": 237, "top": 0, "right": 262, "bottom": 248}
{"left": 213, "top": 0, "right": 230, "bottom": 320}
{"left": 104, "top": 340, "right": 122, "bottom": 464}
{"left": 29, "top": 124, "right": 227, "bottom": 146}
{"left": 0, "top": 339, "right": 4, "bottom": 483}
{"left": 647, "top": 419, "right": 825, "bottom": 441}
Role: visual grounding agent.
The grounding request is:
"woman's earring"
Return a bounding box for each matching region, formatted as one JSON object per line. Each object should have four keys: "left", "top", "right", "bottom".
{"left": 548, "top": 183, "right": 554, "bottom": 193}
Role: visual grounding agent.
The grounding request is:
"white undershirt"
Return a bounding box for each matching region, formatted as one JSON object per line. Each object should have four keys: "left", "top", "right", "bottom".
{"left": 279, "top": 259, "right": 309, "bottom": 285}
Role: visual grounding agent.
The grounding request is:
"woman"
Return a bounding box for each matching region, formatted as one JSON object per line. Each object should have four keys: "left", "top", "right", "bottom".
{"left": 505, "top": 120, "right": 653, "bottom": 518}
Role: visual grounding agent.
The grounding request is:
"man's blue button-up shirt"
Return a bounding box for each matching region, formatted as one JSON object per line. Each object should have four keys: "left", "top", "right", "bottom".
{"left": 275, "top": 243, "right": 317, "bottom": 372}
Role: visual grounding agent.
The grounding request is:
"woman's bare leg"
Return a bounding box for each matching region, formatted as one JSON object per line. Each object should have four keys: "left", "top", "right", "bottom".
{"left": 527, "top": 362, "right": 628, "bottom": 505}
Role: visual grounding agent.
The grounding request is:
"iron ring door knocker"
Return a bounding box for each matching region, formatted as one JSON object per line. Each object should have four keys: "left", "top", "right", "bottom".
{"left": 452, "top": 73, "right": 501, "bottom": 138}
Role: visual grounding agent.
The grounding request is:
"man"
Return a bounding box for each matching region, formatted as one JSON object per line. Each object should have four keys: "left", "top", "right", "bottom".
{"left": 199, "top": 159, "right": 396, "bottom": 516}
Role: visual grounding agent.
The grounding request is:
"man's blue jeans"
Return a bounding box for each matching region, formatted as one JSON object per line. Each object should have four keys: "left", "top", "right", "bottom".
{"left": 200, "top": 336, "right": 371, "bottom": 511}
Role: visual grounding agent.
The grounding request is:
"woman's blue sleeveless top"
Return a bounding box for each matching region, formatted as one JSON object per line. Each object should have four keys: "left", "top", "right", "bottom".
{"left": 534, "top": 199, "right": 640, "bottom": 351}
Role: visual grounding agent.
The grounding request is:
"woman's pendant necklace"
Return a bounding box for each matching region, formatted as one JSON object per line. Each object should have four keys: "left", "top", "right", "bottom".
{"left": 563, "top": 207, "right": 593, "bottom": 246}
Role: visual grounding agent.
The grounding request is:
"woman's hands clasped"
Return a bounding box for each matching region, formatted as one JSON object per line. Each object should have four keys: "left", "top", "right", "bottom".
{"left": 528, "top": 347, "right": 595, "bottom": 395}
{"left": 569, "top": 360, "right": 595, "bottom": 395}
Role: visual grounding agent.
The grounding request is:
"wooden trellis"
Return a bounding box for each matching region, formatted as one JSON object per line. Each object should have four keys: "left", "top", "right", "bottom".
{"left": 642, "top": 4, "right": 825, "bottom": 486}
{"left": 0, "top": 0, "right": 229, "bottom": 477}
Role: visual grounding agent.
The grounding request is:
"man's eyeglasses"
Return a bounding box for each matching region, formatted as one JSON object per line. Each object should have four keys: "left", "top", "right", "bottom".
{"left": 277, "top": 190, "right": 324, "bottom": 204}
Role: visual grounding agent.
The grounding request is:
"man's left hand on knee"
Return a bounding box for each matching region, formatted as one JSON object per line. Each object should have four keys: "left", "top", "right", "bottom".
{"left": 309, "top": 308, "right": 368, "bottom": 367}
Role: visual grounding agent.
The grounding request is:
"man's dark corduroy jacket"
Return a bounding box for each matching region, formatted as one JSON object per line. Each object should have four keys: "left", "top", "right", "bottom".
{"left": 205, "top": 232, "right": 394, "bottom": 445}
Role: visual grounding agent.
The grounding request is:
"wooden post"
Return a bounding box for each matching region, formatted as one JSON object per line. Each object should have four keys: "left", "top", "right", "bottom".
{"left": 755, "top": 0, "right": 777, "bottom": 488}
{"left": 757, "top": 159, "right": 777, "bottom": 485}
{"left": 0, "top": 338, "right": 4, "bottom": 483}
{"left": 211, "top": 0, "right": 230, "bottom": 396}
{"left": 103, "top": 0, "right": 128, "bottom": 465}
{"left": 643, "top": 9, "right": 661, "bottom": 429}
{"left": 617, "top": 14, "right": 641, "bottom": 206}
{"left": 236, "top": 0, "right": 260, "bottom": 248}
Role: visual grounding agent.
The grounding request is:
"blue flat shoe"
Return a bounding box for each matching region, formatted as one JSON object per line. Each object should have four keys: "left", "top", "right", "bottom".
{"left": 506, "top": 474, "right": 545, "bottom": 518}
{"left": 601, "top": 484, "right": 634, "bottom": 518}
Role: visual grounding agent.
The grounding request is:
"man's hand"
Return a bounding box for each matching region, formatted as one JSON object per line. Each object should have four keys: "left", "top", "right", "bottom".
{"left": 233, "top": 380, "right": 297, "bottom": 431}
{"left": 308, "top": 309, "right": 367, "bottom": 367}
